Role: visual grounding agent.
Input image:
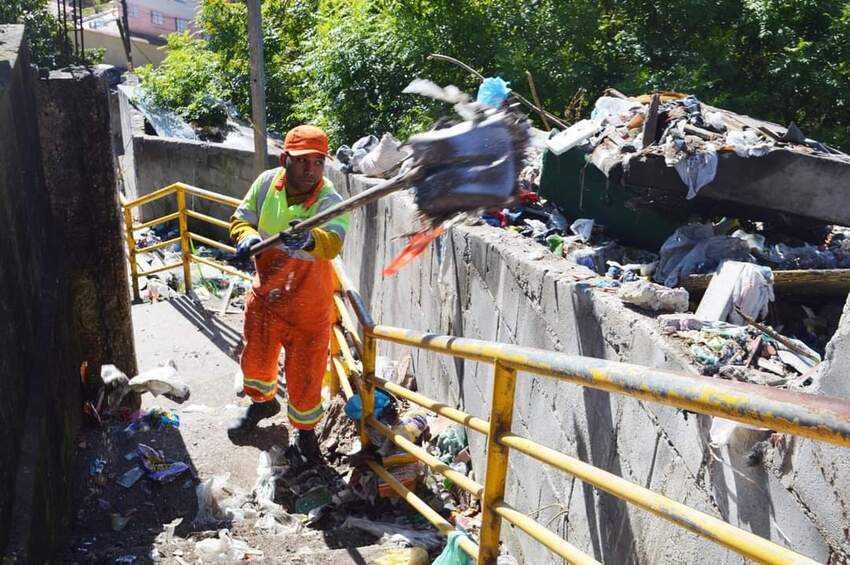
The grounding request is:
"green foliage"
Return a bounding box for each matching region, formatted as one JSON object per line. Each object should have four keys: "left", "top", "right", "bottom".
{"left": 140, "top": 0, "right": 850, "bottom": 151}
{"left": 1, "top": 0, "right": 103, "bottom": 67}
{"left": 137, "top": 32, "right": 227, "bottom": 130}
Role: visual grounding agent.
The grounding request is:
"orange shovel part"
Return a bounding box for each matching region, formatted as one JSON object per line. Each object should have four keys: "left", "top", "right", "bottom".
{"left": 383, "top": 225, "right": 445, "bottom": 276}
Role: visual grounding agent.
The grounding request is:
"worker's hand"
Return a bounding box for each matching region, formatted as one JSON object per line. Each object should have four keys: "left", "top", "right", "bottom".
{"left": 235, "top": 234, "right": 261, "bottom": 259}
{"left": 279, "top": 220, "right": 314, "bottom": 252}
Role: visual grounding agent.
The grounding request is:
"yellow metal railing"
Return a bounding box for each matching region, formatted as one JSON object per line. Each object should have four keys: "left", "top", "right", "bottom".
{"left": 120, "top": 182, "right": 251, "bottom": 300}
{"left": 328, "top": 259, "right": 850, "bottom": 565}
{"left": 120, "top": 184, "right": 850, "bottom": 564}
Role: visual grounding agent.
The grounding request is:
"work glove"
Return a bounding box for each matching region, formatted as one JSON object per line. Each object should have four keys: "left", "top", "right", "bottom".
{"left": 279, "top": 220, "right": 314, "bottom": 252}
{"left": 235, "top": 234, "right": 261, "bottom": 259}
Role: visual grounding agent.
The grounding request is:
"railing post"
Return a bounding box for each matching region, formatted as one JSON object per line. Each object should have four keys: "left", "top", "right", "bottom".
{"left": 479, "top": 360, "right": 517, "bottom": 564}
{"left": 328, "top": 322, "right": 341, "bottom": 399}
{"left": 123, "top": 206, "right": 140, "bottom": 301}
{"left": 176, "top": 186, "right": 193, "bottom": 292}
{"left": 360, "top": 333, "right": 377, "bottom": 448}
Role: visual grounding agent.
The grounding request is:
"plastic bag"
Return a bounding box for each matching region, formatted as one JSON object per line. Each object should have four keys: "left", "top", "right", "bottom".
{"left": 194, "top": 474, "right": 250, "bottom": 526}
{"left": 655, "top": 224, "right": 753, "bottom": 288}
{"left": 591, "top": 96, "right": 641, "bottom": 125}
{"left": 128, "top": 361, "right": 190, "bottom": 403}
{"left": 359, "top": 133, "right": 411, "bottom": 178}
{"left": 369, "top": 547, "right": 429, "bottom": 565}
{"left": 432, "top": 531, "right": 472, "bottom": 565}
{"left": 342, "top": 516, "right": 444, "bottom": 550}
{"left": 727, "top": 130, "right": 770, "bottom": 158}
{"left": 436, "top": 426, "right": 467, "bottom": 463}
{"left": 194, "top": 529, "right": 263, "bottom": 562}
{"left": 618, "top": 280, "right": 689, "bottom": 313}
{"left": 570, "top": 218, "right": 594, "bottom": 243}
{"left": 344, "top": 389, "right": 394, "bottom": 421}
{"left": 476, "top": 77, "right": 510, "bottom": 108}
{"left": 673, "top": 145, "right": 718, "bottom": 199}
{"left": 349, "top": 135, "right": 380, "bottom": 173}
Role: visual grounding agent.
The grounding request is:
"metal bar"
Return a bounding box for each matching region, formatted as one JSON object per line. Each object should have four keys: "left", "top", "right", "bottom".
{"left": 123, "top": 184, "right": 178, "bottom": 209}
{"left": 137, "top": 261, "right": 183, "bottom": 277}
{"left": 333, "top": 294, "right": 363, "bottom": 354}
{"left": 332, "top": 357, "right": 355, "bottom": 400}
{"left": 366, "top": 460, "right": 479, "bottom": 560}
{"left": 123, "top": 206, "right": 140, "bottom": 301}
{"left": 369, "top": 325, "right": 850, "bottom": 448}
{"left": 132, "top": 211, "right": 180, "bottom": 232}
{"left": 347, "top": 289, "right": 376, "bottom": 331}
{"left": 366, "top": 416, "right": 484, "bottom": 498}
{"left": 479, "top": 361, "right": 517, "bottom": 564}
{"left": 178, "top": 183, "right": 242, "bottom": 208}
{"left": 186, "top": 209, "right": 232, "bottom": 230}
{"left": 493, "top": 501, "right": 600, "bottom": 565}
{"left": 360, "top": 335, "right": 377, "bottom": 448}
{"left": 369, "top": 374, "right": 490, "bottom": 436}
{"left": 499, "top": 433, "right": 819, "bottom": 564}
{"left": 328, "top": 313, "right": 342, "bottom": 399}
{"left": 189, "top": 254, "right": 252, "bottom": 281}
{"left": 249, "top": 169, "right": 419, "bottom": 257}
{"left": 134, "top": 236, "right": 181, "bottom": 255}
{"left": 333, "top": 325, "right": 361, "bottom": 373}
{"left": 188, "top": 232, "right": 237, "bottom": 255}
{"left": 176, "top": 188, "right": 193, "bottom": 291}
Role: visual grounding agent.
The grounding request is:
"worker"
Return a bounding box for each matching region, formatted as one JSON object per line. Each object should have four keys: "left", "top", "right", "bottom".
{"left": 227, "top": 125, "right": 350, "bottom": 462}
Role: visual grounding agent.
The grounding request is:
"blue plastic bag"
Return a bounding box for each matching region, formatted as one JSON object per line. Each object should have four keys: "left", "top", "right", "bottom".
{"left": 432, "top": 530, "right": 472, "bottom": 565}
{"left": 344, "top": 389, "right": 393, "bottom": 420}
{"left": 476, "top": 77, "right": 510, "bottom": 108}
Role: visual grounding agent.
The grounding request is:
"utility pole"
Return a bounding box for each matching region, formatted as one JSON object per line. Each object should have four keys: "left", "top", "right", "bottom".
{"left": 246, "top": 0, "right": 268, "bottom": 177}
{"left": 118, "top": 0, "right": 134, "bottom": 71}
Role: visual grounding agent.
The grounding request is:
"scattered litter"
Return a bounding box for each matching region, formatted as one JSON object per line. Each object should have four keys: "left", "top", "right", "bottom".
{"left": 124, "top": 407, "right": 180, "bottom": 437}
{"left": 194, "top": 474, "right": 250, "bottom": 525}
{"left": 128, "top": 361, "right": 190, "bottom": 403}
{"left": 149, "top": 548, "right": 161, "bottom": 562}
{"left": 345, "top": 389, "right": 394, "bottom": 421}
{"left": 180, "top": 404, "right": 211, "bottom": 413}
{"left": 193, "top": 287, "right": 212, "bottom": 301}
{"left": 342, "top": 516, "right": 444, "bottom": 550}
{"left": 254, "top": 513, "right": 302, "bottom": 536}
{"left": 117, "top": 466, "right": 145, "bottom": 488}
{"left": 115, "top": 555, "right": 136, "bottom": 565}
{"left": 110, "top": 512, "right": 134, "bottom": 532}
{"left": 432, "top": 530, "right": 473, "bottom": 565}
{"left": 159, "top": 517, "right": 183, "bottom": 544}
{"left": 101, "top": 364, "right": 130, "bottom": 410}
{"left": 89, "top": 458, "right": 107, "bottom": 477}
{"left": 436, "top": 426, "right": 468, "bottom": 463}
{"left": 570, "top": 218, "right": 594, "bottom": 243}
{"left": 194, "top": 529, "right": 263, "bottom": 562}
{"left": 295, "top": 485, "right": 332, "bottom": 515}
{"left": 358, "top": 133, "right": 412, "bottom": 178}
{"left": 618, "top": 280, "right": 689, "bottom": 313}
{"left": 137, "top": 443, "right": 190, "bottom": 482}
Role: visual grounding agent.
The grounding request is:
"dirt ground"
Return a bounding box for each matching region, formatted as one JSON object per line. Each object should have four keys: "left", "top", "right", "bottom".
{"left": 58, "top": 294, "right": 429, "bottom": 564}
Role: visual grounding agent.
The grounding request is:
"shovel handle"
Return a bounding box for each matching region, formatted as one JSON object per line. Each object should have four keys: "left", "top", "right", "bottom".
{"left": 248, "top": 167, "right": 421, "bottom": 257}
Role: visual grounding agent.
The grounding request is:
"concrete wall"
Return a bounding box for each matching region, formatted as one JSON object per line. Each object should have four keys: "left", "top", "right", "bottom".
{"left": 330, "top": 164, "right": 850, "bottom": 564}
{"left": 0, "top": 25, "right": 137, "bottom": 561}
{"left": 118, "top": 84, "right": 277, "bottom": 236}
{"left": 81, "top": 28, "right": 166, "bottom": 68}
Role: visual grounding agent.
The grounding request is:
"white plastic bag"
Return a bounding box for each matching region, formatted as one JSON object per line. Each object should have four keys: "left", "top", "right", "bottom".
{"left": 728, "top": 263, "right": 774, "bottom": 324}
{"left": 194, "top": 529, "right": 263, "bottom": 562}
{"left": 359, "top": 133, "right": 411, "bottom": 178}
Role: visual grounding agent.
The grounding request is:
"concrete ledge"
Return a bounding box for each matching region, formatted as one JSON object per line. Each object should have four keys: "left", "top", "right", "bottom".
{"left": 329, "top": 162, "right": 850, "bottom": 564}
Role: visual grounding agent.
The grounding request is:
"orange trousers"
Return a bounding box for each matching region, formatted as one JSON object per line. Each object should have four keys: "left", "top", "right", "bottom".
{"left": 240, "top": 290, "right": 331, "bottom": 430}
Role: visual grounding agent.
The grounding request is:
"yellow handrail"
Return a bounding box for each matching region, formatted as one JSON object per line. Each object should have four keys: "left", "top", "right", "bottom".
{"left": 120, "top": 183, "right": 251, "bottom": 300}
{"left": 327, "top": 260, "right": 844, "bottom": 565}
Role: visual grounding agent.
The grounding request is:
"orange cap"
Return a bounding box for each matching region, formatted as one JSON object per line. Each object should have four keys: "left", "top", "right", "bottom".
{"left": 283, "top": 125, "right": 330, "bottom": 157}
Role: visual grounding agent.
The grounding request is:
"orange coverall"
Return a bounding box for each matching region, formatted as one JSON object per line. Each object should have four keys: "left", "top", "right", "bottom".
{"left": 230, "top": 167, "right": 350, "bottom": 430}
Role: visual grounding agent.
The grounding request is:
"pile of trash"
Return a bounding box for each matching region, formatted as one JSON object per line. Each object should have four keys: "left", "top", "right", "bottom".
{"left": 659, "top": 313, "right": 821, "bottom": 385}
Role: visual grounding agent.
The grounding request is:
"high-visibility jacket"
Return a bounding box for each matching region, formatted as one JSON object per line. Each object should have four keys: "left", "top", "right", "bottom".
{"left": 230, "top": 167, "right": 350, "bottom": 325}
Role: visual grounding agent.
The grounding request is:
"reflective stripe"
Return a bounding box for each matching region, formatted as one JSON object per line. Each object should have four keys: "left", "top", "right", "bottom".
{"left": 288, "top": 402, "right": 324, "bottom": 425}
{"left": 243, "top": 377, "right": 276, "bottom": 395}
{"left": 256, "top": 168, "right": 283, "bottom": 218}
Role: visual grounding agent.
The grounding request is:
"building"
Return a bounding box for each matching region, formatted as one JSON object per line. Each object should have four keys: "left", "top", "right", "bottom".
{"left": 116, "top": 0, "right": 198, "bottom": 40}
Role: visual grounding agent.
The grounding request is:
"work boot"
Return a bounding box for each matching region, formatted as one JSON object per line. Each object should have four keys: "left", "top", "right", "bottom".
{"left": 296, "top": 429, "right": 321, "bottom": 463}
{"left": 227, "top": 398, "right": 281, "bottom": 438}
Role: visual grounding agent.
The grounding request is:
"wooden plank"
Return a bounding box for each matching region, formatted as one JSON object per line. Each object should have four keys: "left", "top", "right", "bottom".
{"left": 684, "top": 269, "right": 850, "bottom": 297}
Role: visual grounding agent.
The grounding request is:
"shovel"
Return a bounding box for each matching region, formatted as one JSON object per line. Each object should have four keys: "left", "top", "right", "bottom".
{"left": 248, "top": 110, "right": 529, "bottom": 258}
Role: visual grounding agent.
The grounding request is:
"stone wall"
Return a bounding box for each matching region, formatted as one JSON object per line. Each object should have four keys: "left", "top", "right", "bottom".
{"left": 0, "top": 25, "right": 136, "bottom": 561}
{"left": 330, "top": 163, "right": 850, "bottom": 564}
